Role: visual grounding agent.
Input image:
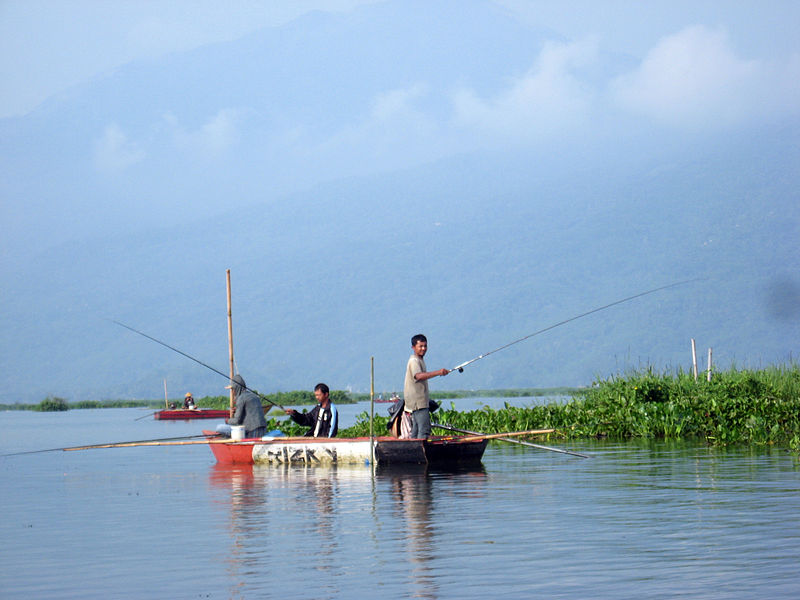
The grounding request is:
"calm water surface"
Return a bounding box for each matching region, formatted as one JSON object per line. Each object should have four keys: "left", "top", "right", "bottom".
{"left": 1, "top": 406, "right": 798, "bottom": 599}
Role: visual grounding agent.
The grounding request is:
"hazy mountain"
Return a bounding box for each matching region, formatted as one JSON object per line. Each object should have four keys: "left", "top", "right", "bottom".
{"left": 1, "top": 1, "right": 798, "bottom": 403}
{"left": 4, "top": 126, "right": 798, "bottom": 403}
{"left": 1, "top": 0, "right": 565, "bottom": 261}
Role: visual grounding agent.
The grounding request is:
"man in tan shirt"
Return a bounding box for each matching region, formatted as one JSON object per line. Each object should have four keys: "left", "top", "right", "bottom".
{"left": 403, "top": 334, "right": 449, "bottom": 438}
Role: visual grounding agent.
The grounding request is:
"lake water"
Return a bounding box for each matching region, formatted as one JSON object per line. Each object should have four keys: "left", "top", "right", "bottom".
{"left": 1, "top": 401, "right": 799, "bottom": 599}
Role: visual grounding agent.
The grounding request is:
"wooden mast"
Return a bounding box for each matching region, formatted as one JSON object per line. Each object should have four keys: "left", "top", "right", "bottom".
{"left": 370, "top": 356, "right": 375, "bottom": 466}
{"left": 227, "top": 269, "right": 235, "bottom": 418}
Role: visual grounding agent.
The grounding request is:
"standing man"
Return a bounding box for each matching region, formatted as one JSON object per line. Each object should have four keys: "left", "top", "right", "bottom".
{"left": 404, "top": 334, "right": 448, "bottom": 439}
{"left": 226, "top": 374, "right": 268, "bottom": 438}
{"left": 285, "top": 383, "right": 339, "bottom": 438}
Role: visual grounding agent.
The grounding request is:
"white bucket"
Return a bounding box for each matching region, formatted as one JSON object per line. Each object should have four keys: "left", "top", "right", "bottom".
{"left": 230, "top": 425, "right": 245, "bottom": 441}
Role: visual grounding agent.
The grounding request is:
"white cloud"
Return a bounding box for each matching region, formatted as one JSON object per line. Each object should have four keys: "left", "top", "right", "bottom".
{"left": 168, "top": 109, "right": 243, "bottom": 158}
{"left": 295, "top": 83, "right": 452, "bottom": 176}
{"left": 452, "top": 39, "right": 599, "bottom": 142}
{"left": 610, "top": 25, "right": 800, "bottom": 127}
{"left": 371, "top": 84, "right": 428, "bottom": 121}
{"left": 93, "top": 109, "right": 243, "bottom": 173}
{"left": 93, "top": 123, "right": 146, "bottom": 172}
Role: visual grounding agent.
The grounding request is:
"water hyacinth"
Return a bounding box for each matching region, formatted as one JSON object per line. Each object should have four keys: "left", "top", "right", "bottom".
{"left": 342, "top": 365, "right": 800, "bottom": 450}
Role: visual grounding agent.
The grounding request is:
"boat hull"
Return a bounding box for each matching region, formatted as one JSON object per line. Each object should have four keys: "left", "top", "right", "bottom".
{"left": 154, "top": 409, "right": 230, "bottom": 420}
{"left": 206, "top": 435, "right": 488, "bottom": 466}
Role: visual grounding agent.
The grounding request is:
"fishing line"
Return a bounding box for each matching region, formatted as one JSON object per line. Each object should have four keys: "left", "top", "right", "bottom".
{"left": 110, "top": 320, "right": 285, "bottom": 410}
{"left": 451, "top": 278, "right": 704, "bottom": 372}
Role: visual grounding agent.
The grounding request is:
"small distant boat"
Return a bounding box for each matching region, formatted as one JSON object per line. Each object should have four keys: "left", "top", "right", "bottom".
{"left": 374, "top": 393, "right": 401, "bottom": 404}
{"left": 154, "top": 409, "right": 230, "bottom": 421}
{"left": 203, "top": 431, "right": 488, "bottom": 466}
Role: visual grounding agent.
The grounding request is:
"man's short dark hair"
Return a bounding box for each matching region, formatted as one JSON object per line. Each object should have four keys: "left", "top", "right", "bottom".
{"left": 411, "top": 334, "right": 427, "bottom": 346}
{"left": 314, "top": 383, "right": 330, "bottom": 395}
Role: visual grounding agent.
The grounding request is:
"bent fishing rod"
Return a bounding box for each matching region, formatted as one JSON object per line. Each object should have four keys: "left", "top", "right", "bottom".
{"left": 450, "top": 278, "right": 703, "bottom": 373}
{"left": 110, "top": 319, "right": 286, "bottom": 411}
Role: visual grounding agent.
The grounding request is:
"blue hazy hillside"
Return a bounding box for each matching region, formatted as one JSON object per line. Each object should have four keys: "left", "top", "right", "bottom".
{"left": 4, "top": 128, "right": 798, "bottom": 403}
{"left": 1, "top": 1, "right": 798, "bottom": 403}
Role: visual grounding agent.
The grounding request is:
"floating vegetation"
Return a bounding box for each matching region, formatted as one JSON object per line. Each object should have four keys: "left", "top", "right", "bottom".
{"left": 34, "top": 397, "right": 69, "bottom": 412}
{"left": 343, "top": 365, "right": 800, "bottom": 450}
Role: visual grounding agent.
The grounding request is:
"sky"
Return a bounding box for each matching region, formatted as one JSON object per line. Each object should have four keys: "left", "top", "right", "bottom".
{"left": 2, "top": 0, "right": 799, "bottom": 120}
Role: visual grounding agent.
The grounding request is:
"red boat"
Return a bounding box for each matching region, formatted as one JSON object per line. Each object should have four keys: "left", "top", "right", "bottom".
{"left": 374, "top": 393, "right": 401, "bottom": 404}
{"left": 154, "top": 409, "right": 230, "bottom": 420}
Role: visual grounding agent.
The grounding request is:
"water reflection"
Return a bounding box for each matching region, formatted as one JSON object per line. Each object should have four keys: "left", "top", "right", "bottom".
{"left": 383, "top": 464, "right": 487, "bottom": 599}
{"left": 209, "top": 462, "right": 358, "bottom": 598}
{"left": 387, "top": 466, "right": 436, "bottom": 598}
{"left": 208, "top": 463, "right": 265, "bottom": 594}
{"left": 208, "top": 462, "right": 487, "bottom": 599}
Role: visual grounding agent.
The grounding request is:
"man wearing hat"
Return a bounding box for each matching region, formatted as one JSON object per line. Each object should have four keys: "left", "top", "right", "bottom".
{"left": 183, "top": 392, "right": 196, "bottom": 409}
{"left": 226, "top": 374, "right": 267, "bottom": 438}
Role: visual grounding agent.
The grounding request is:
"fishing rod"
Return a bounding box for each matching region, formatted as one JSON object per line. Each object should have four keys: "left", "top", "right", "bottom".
{"left": 110, "top": 319, "right": 286, "bottom": 411}
{"left": 434, "top": 423, "right": 590, "bottom": 458}
{"left": 134, "top": 411, "right": 157, "bottom": 421}
{"left": 450, "top": 278, "right": 703, "bottom": 373}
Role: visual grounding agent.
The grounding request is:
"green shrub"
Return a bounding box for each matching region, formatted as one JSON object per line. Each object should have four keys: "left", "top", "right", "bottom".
{"left": 35, "top": 397, "right": 69, "bottom": 412}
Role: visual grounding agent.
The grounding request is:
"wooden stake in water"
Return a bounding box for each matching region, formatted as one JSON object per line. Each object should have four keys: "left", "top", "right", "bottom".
{"left": 707, "top": 347, "right": 713, "bottom": 382}
{"left": 691, "top": 338, "right": 698, "bottom": 381}
{"left": 163, "top": 378, "right": 168, "bottom": 409}
{"left": 370, "top": 356, "right": 375, "bottom": 467}
{"left": 369, "top": 356, "right": 375, "bottom": 439}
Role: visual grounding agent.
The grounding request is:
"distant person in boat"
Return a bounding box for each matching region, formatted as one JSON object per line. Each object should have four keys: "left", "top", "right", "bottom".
{"left": 285, "top": 383, "right": 339, "bottom": 438}
{"left": 404, "top": 334, "right": 448, "bottom": 439}
{"left": 225, "top": 374, "right": 268, "bottom": 438}
{"left": 183, "top": 393, "right": 196, "bottom": 409}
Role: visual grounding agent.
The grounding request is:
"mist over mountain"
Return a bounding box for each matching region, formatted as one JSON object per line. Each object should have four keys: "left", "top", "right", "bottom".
{"left": 1, "top": 1, "right": 798, "bottom": 403}
{"left": 2, "top": 0, "right": 565, "bottom": 259}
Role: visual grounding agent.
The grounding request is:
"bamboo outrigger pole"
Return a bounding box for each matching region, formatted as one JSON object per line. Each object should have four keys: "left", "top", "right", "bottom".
{"left": 453, "top": 428, "right": 555, "bottom": 442}
{"left": 63, "top": 437, "right": 233, "bottom": 451}
{"left": 227, "top": 269, "right": 235, "bottom": 418}
{"left": 434, "top": 423, "right": 590, "bottom": 458}
{"left": 1, "top": 434, "right": 225, "bottom": 457}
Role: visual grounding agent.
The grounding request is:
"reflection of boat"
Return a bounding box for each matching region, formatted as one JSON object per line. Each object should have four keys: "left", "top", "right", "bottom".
{"left": 154, "top": 409, "right": 230, "bottom": 420}
{"left": 203, "top": 432, "right": 487, "bottom": 466}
